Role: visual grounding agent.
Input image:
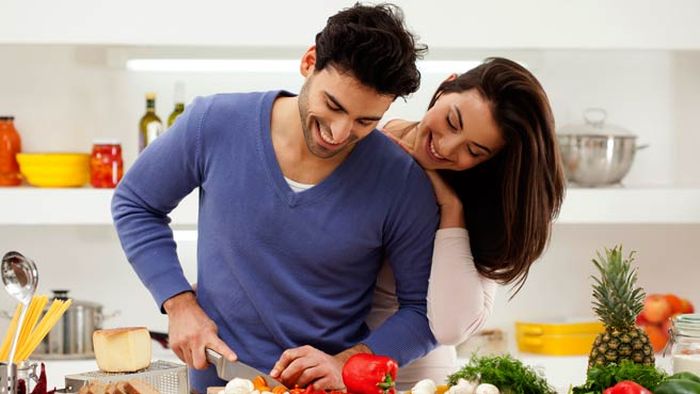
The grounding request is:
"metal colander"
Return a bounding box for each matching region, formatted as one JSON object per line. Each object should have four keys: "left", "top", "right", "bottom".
{"left": 63, "top": 360, "right": 188, "bottom": 394}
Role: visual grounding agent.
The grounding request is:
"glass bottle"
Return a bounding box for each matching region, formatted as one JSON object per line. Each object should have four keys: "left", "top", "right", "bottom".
{"left": 138, "top": 92, "right": 163, "bottom": 153}
{"left": 167, "top": 81, "right": 186, "bottom": 128}
{"left": 669, "top": 313, "right": 700, "bottom": 374}
{"left": 0, "top": 116, "right": 22, "bottom": 186}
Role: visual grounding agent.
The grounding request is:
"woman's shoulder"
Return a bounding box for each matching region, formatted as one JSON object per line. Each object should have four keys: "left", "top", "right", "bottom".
{"left": 379, "top": 118, "right": 415, "bottom": 139}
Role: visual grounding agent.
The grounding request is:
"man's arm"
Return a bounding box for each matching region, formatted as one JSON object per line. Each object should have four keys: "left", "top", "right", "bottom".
{"left": 111, "top": 96, "right": 235, "bottom": 369}
{"left": 362, "top": 164, "right": 440, "bottom": 363}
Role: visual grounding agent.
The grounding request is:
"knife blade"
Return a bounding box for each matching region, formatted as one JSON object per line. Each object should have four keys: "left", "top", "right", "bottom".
{"left": 205, "top": 348, "right": 285, "bottom": 387}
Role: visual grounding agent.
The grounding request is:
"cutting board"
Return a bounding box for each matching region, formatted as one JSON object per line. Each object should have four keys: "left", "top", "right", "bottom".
{"left": 208, "top": 387, "right": 225, "bottom": 394}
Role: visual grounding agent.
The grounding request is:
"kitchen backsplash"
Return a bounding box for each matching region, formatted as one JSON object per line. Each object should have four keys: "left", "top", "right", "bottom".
{"left": 0, "top": 223, "right": 698, "bottom": 351}
{"left": 0, "top": 46, "right": 699, "bottom": 186}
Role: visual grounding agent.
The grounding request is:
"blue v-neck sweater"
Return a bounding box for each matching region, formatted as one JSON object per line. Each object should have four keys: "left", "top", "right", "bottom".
{"left": 112, "top": 91, "right": 439, "bottom": 392}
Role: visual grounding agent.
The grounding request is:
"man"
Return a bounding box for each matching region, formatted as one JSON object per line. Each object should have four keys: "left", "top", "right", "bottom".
{"left": 112, "top": 4, "right": 438, "bottom": 393}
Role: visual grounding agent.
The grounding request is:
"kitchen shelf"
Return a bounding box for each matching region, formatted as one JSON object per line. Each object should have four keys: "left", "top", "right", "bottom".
{"left": 0, "top": 187, "right": 198, "bottom": 226}
{"left": 1, "top": 186, "right": 699, "bottom": 226}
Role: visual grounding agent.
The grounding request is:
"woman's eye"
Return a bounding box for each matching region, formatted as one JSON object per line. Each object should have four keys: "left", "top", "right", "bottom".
{"left": 467, "top": 146, "right": 481, "bottom": 157}
{"left": 446, "top": 117, "right": 458, "bottom": 132}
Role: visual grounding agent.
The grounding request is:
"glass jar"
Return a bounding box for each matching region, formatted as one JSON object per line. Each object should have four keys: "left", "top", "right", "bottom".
{"left": 669, "top": 313, "right": 700, "bottom": 374}
{"left": 0, "top": 116, "right": 22, "bottom": 186}
{"left": 90, "top": 140, "right": 123, "bottom": 188}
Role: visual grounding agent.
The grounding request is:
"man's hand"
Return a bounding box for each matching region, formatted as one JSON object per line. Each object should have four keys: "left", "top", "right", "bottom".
{"left": 269, "top": 344, "right": 368, "bottom": 390}
{"left": 163, "top": 292, "right": 237, "bottom": 369}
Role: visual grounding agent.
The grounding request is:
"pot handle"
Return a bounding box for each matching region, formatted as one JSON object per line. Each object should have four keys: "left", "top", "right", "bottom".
{"left": 583, "top": 108, "right": 607, "bottom": 127}
{"left": 636, "top": 143, "right": 650, "bottom": 151}
{"left": 95, "top": 310, "right": 121, "bottom": 327}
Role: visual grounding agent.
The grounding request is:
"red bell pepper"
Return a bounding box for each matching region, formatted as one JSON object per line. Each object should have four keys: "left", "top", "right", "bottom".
{"left": 342, "top": 354, "right": 398, "bottom": 394}
{"left": 603, "top": 381, "right": 652, "bottom": 394}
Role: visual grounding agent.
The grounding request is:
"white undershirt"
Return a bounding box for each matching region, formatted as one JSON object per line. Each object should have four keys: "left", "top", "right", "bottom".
{"left": 284, "top": 176, "right": 315, "bottom": 193}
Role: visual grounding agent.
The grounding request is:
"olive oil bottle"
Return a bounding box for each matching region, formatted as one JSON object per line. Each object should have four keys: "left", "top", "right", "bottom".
{"left": 167, "top": 81, "right": 186, "bottom": 128}
{"left": 138, "top": 92, "right": 163, "bottom": 153}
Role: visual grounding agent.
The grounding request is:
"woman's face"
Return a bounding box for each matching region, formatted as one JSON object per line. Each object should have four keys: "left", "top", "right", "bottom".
{"left": 412, "top": 88, "right": 505, "bottom": 171}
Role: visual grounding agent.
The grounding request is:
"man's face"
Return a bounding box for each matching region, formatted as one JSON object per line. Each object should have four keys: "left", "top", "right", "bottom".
{"left": 297, "top": 54, "right": 394, "bottom": 159}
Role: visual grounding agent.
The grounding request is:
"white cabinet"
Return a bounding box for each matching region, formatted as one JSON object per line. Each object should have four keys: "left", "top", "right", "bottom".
{"left": 2, "top": 0, "right": 700, "bottom": 49}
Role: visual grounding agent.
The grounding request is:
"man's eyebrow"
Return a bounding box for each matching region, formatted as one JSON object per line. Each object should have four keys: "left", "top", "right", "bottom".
{"left": 325, "top": 92, "right": 383, "bottom": 121}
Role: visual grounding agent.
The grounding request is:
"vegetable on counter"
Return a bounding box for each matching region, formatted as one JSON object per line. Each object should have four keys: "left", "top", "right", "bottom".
{"left": 342, "top": 353, "right": 398, "bottom": 394}
{"left": 654, "top": 372, "right": 700, "bottom": 394}
{"left": 447, "top": 354, "right": 555, "bottom": 394}
{"left": 602, "top": 381, "right": 651, "bottom": 394}
{"left": 570, "top": 360, "right": 667, "bottom": 393}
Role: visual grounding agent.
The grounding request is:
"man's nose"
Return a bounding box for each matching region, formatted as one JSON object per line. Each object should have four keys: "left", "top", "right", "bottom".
{"left": 330, "top": 117, "right": 353, "bottom": 143}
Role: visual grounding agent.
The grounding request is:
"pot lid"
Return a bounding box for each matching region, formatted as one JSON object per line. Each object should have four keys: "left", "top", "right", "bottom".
{"left": 558, "top": 108, "right": 634, "bottom": 137}
{"left": 49, "top": 289, "right": 102, "bottom": 309}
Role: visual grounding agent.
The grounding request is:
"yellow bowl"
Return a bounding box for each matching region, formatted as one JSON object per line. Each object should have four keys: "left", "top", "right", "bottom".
{"left": 16, "top": 153, "right": 90, "bottom": 187}
{"left": 515, "top": 320, "right": 604, "bottom": 356}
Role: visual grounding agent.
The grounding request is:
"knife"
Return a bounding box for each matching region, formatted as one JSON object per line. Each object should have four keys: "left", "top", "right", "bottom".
{"left": 205, "top": 348, "right": 286, "bottom": 387}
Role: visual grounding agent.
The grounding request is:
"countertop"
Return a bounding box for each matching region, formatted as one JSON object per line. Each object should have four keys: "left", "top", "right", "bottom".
{"left": 35, "top": 348, "right": 672, "bottom": 394}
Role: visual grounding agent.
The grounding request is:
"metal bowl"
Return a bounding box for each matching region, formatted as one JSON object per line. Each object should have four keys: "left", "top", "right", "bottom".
{"left": 557, "top": 134, "right": 645, "bottom": 187}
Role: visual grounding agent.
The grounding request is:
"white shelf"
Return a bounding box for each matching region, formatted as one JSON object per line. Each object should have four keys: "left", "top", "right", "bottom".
{"left": 0, "top": 187, "right": 198, "bottom": 226}
{"left": 1, "top": 186, "right": 699, "bottom": 226}
{"left": 556, "top": 187, "right": 700, "bottom": 224}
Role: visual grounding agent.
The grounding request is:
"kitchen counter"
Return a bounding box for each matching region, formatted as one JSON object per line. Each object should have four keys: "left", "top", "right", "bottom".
{"left": 36, "top": 348, "right": 672, "bottom": 394}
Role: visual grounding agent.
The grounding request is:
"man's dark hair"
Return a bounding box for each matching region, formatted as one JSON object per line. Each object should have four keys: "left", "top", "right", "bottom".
{"left": 315, "top": 3, "right": 427, "bottom": 98}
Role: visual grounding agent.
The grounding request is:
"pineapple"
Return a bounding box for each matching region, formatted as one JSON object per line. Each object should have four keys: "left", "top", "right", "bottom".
{"left": 588, "top": 246, "right": 655, "bottom": 368}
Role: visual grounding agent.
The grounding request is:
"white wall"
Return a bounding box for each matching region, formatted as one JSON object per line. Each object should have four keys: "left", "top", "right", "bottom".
{"left": 1, "top": 44, "right": 700, "bottom": 350}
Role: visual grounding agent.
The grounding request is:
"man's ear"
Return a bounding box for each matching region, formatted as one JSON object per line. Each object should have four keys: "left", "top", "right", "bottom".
{"left": 444, "top": 73, "right": 458, "bottom": 83}
{"left": 300, "top": 46, "right": 317, "bottom": 77}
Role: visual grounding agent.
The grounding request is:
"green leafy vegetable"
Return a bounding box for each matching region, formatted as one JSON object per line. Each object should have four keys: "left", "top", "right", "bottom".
{"left": 447, "top": 354, "right": 556, "bottom": 394}
{"left": 570, "top": 360, "right": 667, "bottom": 393}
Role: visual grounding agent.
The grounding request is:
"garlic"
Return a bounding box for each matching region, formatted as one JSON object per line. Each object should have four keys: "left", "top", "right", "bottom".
{"left": 474, "top": 383, "right": 499, "bottom": 394}
{"left": 412, "top": 378, "right": 438, "bottom": 394}
{"left": 446, "top": 378, "right": 477, "bottom": 394}
{"left": 224, "top": 378, "right": 255, "bottom": 394}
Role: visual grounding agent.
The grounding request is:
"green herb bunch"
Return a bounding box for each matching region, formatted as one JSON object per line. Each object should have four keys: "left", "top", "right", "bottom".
{"left": 570, "top": 360, "right": 668, "bottom": 393}
{"left": 447, "top": 354, "right": 556, "bottom": 394}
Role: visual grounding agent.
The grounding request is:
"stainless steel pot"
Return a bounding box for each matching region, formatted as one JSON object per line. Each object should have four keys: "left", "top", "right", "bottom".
{"left": 19, "top": 290, "right": 118, "bottom": 359}
{"left": 557, "top": 108, "right": 648, "bottom": 187}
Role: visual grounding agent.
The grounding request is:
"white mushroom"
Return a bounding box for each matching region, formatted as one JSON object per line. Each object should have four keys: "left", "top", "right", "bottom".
{"left": 446, "top": 379, "right": 478, "bottom": 394}
{"left": 224, "top": 378, "right": 255, "bottom": 394}
{"left": 412, "top": 379, "right": 438, "bottom": 394}
{"left": 474, "top": 383, "right": 500, "bottom": 394}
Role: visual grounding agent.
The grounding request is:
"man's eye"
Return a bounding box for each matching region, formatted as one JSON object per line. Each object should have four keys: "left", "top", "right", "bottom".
{"left": 358, "top": 120, "right": 372, "bottom": 127}
{"left": 327, "top": 103, "right": 341, "bottom": 111}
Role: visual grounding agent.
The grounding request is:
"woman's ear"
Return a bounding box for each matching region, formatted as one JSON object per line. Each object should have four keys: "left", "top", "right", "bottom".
{"left": 300, "top": 46, "right": 317, "bottom": 77}
{"left": 445, "top": 73, "right": 458, "bottom": 82}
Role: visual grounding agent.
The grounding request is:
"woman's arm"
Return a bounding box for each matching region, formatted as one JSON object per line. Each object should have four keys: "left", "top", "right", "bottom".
{"left": 427, "top": 228, "right": 497, "bottom": 345}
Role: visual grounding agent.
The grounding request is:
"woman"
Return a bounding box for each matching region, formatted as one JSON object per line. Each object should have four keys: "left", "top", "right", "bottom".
{"left": 366, "top": 57, "right": 566, "bottom": 387}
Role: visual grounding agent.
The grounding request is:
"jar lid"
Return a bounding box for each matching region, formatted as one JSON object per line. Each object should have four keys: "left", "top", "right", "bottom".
{"left": 92, "top": 139, "right": 121, "bottom": 146}
{"left": 558, "top": 108, "right": 635, "bottom": 137}
{"left": 673, "top": 313, "right": 700, "bottom": 337}
{"left": 0, "top": 116, "right": 14, "bottom": 121}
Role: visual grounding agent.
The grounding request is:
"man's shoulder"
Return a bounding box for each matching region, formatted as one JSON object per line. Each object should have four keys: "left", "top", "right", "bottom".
{"left": 363, "top": 131, "right": 429, "bottom": 183}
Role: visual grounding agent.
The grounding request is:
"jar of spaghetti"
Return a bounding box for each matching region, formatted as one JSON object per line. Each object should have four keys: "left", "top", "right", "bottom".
{"left": 670, "top": 313, "right": 700, "bottom": 374}
{"left": 90, "top": 140, "right": 123, "bottom": 188}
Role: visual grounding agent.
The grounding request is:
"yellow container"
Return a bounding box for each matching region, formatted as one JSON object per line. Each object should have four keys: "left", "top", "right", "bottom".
{"left": 16, "top": 153, "right": 90, "bottom": 187}
{"left": 515, "top": 320, "right": 604, "bottom": 356}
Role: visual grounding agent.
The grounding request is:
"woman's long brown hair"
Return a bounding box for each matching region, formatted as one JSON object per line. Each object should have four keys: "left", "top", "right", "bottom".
{"left": 431, "top": 57, "right": 565, "bottom": 294}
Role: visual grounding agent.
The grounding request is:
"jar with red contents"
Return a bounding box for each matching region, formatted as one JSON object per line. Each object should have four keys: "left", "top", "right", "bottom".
{"left": 90, "top": 140, "right": 123, "bottom": 188}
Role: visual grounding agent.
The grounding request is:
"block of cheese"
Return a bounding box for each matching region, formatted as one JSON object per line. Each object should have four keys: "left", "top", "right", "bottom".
{"left": 93, "top": 327, "right": 152, "bottom": 372}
